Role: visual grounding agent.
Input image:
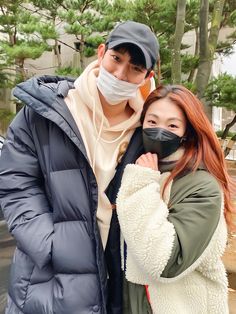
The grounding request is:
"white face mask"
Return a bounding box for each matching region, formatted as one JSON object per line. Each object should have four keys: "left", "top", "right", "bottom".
{"left": 96, "top": 65, "right": 143, "bottom": 105}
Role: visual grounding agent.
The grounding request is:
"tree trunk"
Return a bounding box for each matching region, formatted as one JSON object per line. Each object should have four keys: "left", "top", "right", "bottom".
{"left": 80, "top": 35, "right": 85, "bottom": 70}
{"left": 222, "top": 114, "right": 236, "bottom": 140}
{"left": 15, "top": 58, "right": 27, "bottom": 82}
{"left": 171, "top": 0, "right": 187, "bottom": 84}
{"left": 194, "top": 0, "right": 209, "bottom": 99}
{"left": 52, "top": 17, "right": 62, "bottom": 69}
{"left": 187, "top": 27, "right": 199, "bottom": 83}
{"left": 224, "top": 133, "right": 236, "bottom": 157}
{"left": 54, "top": 39, "right": 62, "bottom": 68}
{"left": 195, "top": 0, "right": 225, "bottom": 100}
{"left": 217, "top": 114, "right": 236, "bottom": 156}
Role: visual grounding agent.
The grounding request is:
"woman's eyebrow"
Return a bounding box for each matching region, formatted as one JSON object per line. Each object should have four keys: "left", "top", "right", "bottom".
{"left": 146, "top": 113, "right": 183, "bottom": 122}
{"left": 146, "top": 113, "right": 159, "bottom": 118}
{"left": 167, "top": 117, "right": 183, "bottom": 122}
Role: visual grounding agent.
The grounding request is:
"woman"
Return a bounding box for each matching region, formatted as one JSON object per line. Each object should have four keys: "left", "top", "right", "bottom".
{"left": 116, "top": 85, "right": 235, "bottom": 313}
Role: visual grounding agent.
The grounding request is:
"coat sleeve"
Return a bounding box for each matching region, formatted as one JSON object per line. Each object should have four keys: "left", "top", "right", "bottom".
{"left": 116, "top": 164, "right": 176, "bottom": 282}
{"left": 0, "top": 107, "right": 53, "bottom": 269}
{"left": 160, "top": 169, "right": 222, "bottom": 279}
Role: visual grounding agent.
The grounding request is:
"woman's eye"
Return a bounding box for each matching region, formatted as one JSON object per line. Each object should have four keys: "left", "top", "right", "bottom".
{"left": 148, "top": 120, "right": 156, "bottom": 125}
{"left": 169, "top": 124, "right": 178, "bottom": 128}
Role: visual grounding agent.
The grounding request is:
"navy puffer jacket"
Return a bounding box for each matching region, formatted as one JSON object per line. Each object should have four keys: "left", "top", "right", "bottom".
{"left": 0, "top": 76, "right": 108, "bottom": 314}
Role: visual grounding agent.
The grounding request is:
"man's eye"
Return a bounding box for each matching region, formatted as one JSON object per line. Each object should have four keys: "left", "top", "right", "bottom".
{"left": 112, "top": 55, "right": 120, "bottom": 62}
{"left": 132, "top": 66, "right": 143, "bottom": 72}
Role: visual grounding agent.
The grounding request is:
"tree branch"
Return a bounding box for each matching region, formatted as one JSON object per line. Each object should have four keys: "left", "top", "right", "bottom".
{"left": 222, "top": 114, "right": 236, "bottom": 139}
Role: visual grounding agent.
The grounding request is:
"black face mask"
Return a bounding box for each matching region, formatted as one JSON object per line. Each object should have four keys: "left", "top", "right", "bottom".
{"left": 142, "top": 127, "right": 184, "bottom": 159}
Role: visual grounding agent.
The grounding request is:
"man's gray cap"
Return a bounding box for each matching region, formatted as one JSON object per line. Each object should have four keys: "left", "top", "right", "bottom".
{"left": 106, "top": 21, "right": 159, "bottom": 69}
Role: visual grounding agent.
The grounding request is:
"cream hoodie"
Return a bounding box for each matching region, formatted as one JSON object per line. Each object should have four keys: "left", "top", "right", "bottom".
{"left": 65, "top": 60, "right": 153, "bottom": 248}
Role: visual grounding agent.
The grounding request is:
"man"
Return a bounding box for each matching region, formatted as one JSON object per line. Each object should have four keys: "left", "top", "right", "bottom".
{"left": 0, "top": 21, "right": 159, "bottom": 314}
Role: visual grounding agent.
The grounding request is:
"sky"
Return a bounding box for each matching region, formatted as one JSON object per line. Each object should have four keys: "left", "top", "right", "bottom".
{"left": 220, "top": 43, "right": 236, "bottom": 77}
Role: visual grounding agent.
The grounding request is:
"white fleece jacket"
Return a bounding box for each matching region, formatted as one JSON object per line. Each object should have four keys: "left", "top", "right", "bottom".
{"left": 116, "top": 164, "right": 228, "bottom": 314}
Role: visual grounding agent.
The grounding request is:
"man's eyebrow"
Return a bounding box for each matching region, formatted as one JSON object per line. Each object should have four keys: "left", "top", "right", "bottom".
{"left": 129, "top": 61, "right": 146, "bottom": 69}
{"left": 110, "top": 49, "right": 126, "bottom": 55}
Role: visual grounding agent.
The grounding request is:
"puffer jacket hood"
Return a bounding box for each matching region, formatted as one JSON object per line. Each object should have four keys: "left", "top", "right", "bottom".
{"left": 15, "top": 75, "right": 74, "bottom": 112}
{"left": 13, "top": 75, "right": 89, "bottom": 161}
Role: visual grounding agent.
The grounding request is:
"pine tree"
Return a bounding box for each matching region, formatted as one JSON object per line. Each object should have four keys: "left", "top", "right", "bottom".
{"left": 31, "top": 0, "right": 64, "bottom": 68}
{"left": 58, "top": 0, "right": 115, "bottom": 70}
{"left": 131, "top": 0, "right": 236, "bottom": 97}
{"left": 0, "top": 0, "right": 58, "bottom": 84}
{"left": 206, "top": 74, "right": 236, "bottom": 156}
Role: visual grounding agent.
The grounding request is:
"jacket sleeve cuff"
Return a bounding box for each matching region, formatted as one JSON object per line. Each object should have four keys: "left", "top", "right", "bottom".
{"left": 121, "top": 164, "right": 161, "bottom": 192}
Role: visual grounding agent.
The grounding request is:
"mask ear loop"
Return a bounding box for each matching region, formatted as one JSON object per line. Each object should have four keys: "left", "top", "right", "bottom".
{"left": 156, "top": 56, "right": 161, "bottom": 86}
{"left": 180, "top": 136, "right": 187, "bottom": 143}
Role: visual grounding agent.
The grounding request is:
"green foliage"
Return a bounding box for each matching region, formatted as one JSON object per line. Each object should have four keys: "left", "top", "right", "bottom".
{"left": 86, "top": 36, "right": 104, "bottom": 48}
{"left": 57, "top": 0, "right": 119, "bottom": 68}
{"left": 0, "top": 67, "right": 15, "bottom": 88}
{"left": 0, "top": 48, "right": 15, "bottom": 88}
{"left": 214, "top": 0, "right": 236, "bottom": 58}
{"left": 158, "top": 37, "right": 172, "bottom": 66}
{"left": 216, "top": 130, "right": 236, "bottom": 138}
{"left": 216, "top": 40, "right": 235, "bottom": 56}
{"left": 38, "top": 23, "right": 58, "bottom": 41}
{"left": 59, "top": 0, "right": 114, "bottom": 38}
{"left": 132, "top": 0, "right": 176, "bottom": 31}
{"left": 182, "top": 80, "right": 197, "bottom": 93}
{"left": 0, "top": 0, "right": 59, "bottom": 85}
{"left": 221, "top": 0, "right": 236, "bottom": 27}
{"left": 107, "top": 0, "right": 135, "bottom": 21}
{"left": 84, "top": 47, "right": 96, "bottom": 58}
{"left": 31, "top": 0, "right": 65, "bottom": 18}
{"left": 130, "top": 0, "right": 199, "bottom": 83}
{"left": 205, "top": 74, "right": 236, "bottom": 111}
{"left": 0, "top": 0, "right": 235, "bottom": 95}
{"left": 181, "top": 54, "right": 199, "bottom": 74}
{"left": 84, "top": 35, "right": 105, "bottom": 57}
{"left": 229, "top": 10, "right": 236, "bottom": 25}
{"left": 185, "top": 0, "right": 200, "bottom": 30}
{"left": 130, "top": 0, "right": 236, "bottom": 89}
{"left": 55, "top": 66, "right": 82, "bottom": 78}
{"left": 0, "top": 108, "right": 16, "bottom": 125}
{"left": 2, "top": 42, "right": 49, "bottom": 61}
{"left": 0, "top": 71, "right": 10, "bottom": 88}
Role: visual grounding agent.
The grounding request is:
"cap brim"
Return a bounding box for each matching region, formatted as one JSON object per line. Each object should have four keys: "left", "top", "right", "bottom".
{"left": 107, "top": 40, "right": 152, "bottom": 69}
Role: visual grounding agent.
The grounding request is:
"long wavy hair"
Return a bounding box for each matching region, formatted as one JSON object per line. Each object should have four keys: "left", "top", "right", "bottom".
{"left": 140, "top": 85, "right": 236, "bottom": 229}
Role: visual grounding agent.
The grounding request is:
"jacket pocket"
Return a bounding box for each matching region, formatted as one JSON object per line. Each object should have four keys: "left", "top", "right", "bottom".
{"left": 9, "top": 248, "right": 34, "bottom": 311}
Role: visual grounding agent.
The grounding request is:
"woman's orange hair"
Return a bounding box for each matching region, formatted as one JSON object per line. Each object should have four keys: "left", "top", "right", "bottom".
{"left": 141, "top": 85, "right": 236, "bottom": 230}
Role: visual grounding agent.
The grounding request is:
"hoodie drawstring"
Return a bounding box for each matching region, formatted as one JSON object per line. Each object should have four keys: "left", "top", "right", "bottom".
{"left": 92, "top": 99, "right": 104, "bottom": 172}
{"left": 92, "top": 99, "right": 129, "bottom": 172}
